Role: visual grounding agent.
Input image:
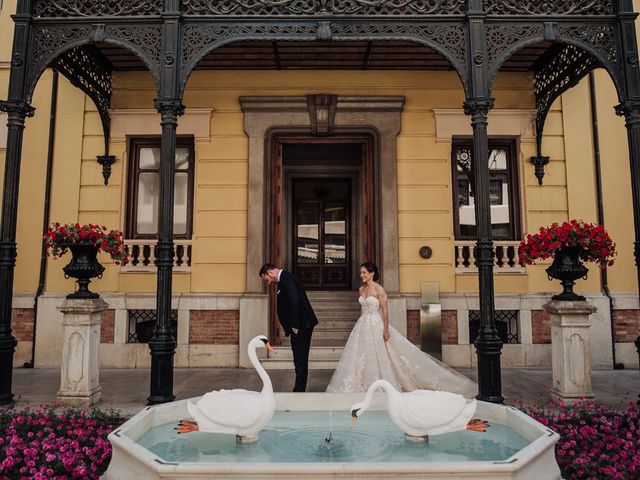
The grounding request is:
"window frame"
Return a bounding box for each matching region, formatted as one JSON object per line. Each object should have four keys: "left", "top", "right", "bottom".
{"left": 451, "top": 138, "right": 521, "bottom": 241}
{"left": 126, "top": 136, "right": 195, "bottom": 240}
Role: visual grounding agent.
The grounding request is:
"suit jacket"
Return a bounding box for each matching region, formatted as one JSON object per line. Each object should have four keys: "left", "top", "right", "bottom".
{"left": 276, "top": 270, "right": 318, "bottom": 337}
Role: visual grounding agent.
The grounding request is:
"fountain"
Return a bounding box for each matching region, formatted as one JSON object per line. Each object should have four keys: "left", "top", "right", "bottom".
{"left": 105, "top": 392, "right": 561, "bottom": 479}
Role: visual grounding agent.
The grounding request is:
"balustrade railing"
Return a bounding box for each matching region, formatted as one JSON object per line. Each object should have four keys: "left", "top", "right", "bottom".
{"left": 121, "top": 239, "right": 192, "bottom": 273}
{"left": 454, "top": 240, "right": 525, "bottom": 274}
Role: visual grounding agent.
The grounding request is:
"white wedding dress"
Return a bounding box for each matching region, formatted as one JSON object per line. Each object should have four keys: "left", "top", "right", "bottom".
{"left": 326, "top": 296, "right": 477, "bottom": 397}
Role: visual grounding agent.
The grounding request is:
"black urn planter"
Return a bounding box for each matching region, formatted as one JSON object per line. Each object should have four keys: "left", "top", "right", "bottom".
{"left": 62, "top": 244, "right": 105, "bottom": 299}
{"left": 545, "top": 245, "right": 588, "bottom": 301}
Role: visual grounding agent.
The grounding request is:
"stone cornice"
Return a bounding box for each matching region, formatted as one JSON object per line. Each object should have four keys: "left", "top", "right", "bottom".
{"left": 240, "top": 96, "right": 405, "bottom": 113}
{"left": 433, "top": 108, "right": 537, "bottom": 144}
{"left": 109, "top": 107, "right": 214, "bottom": 143}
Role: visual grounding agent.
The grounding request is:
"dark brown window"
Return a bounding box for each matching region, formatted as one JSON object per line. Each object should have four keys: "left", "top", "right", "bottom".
{"left": 452, "top": 139, "right": 520, "bottom": 240}
{"left": 126, "top": 136, "right": 195, "bottom": 239}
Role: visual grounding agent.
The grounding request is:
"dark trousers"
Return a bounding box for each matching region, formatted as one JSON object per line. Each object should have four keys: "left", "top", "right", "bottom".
{"left": 290, "top": 325, "right": 314, "bottom": 392}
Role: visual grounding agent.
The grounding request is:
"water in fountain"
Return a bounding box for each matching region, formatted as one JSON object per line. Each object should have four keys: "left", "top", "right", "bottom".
{"left": 139, "top": 410, "right": 529, "bottom": 464}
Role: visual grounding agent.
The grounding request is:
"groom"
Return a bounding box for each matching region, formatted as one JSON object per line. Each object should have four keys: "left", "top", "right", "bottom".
{"left": 259, "top": 263, "right": 318, "bottom": 392}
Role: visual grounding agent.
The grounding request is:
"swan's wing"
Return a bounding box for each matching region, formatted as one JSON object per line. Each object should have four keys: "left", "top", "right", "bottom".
{"left": 195, "top": 390, "right": 266, "bottom": 429}
{"left": 400, "top": 390, "right": 469, "bottom": 428}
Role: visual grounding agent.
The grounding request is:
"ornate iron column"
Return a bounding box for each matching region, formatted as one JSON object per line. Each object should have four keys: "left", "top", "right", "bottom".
{"left": 0, "top": 0, "right": 34, "bottom": 405}
{"left": 464, "top": 98, "right": 503, "bottom": 403}
{"left": 615, "top": 0, "right": 640, "bottom": 394}
{"left": 465, "top": 0, "right": 503, "bottom": 403}
{"left": 0, "top": 101, "right": 34, "bottom": 405}
{"left": 148, "top": 0, "right": 183, "bottom": 404}
{"left": 148, "top": 99, "right": 183, "bottom": 405}
{"left": 615, "top": 99, "right": 640, "bottom": 393}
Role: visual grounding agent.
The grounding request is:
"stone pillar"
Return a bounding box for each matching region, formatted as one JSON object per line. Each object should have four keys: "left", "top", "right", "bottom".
{"left": 239, "top": 294, "right": 269, "bottom": 368}
{"left": 57, "top": 298, "right": 107, "bottom": 407}
{"left": 544, "top": 300, "right": 596, "bottom": 404}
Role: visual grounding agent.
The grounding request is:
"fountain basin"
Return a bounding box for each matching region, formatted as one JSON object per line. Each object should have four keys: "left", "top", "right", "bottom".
{"left": 105, "top": 393, "right": 560, "bottom": 479}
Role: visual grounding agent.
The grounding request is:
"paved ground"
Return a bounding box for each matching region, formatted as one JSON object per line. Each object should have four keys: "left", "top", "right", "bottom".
{"left": 4, "top": 366, "right": 639, "bottom": 416}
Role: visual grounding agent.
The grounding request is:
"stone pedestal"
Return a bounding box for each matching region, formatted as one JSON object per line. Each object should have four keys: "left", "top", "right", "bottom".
{"left": 544, "top": 300, "right": 596, "bottom": 404}
{"left": 239, "top": 294, "right": 269, "bottom": 368}
{"left": 57, "top": 298, "right": 107, "bottom": 407}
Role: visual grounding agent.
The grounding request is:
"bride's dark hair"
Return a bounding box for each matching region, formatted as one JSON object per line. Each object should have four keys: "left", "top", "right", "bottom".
{"left": 360, "top": 262, "right": 380, "bottom": 282}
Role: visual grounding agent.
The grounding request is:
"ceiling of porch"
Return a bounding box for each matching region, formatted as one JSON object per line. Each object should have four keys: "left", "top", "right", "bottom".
{"left": 97, "top": 40, "right": 552, "bottom": 72}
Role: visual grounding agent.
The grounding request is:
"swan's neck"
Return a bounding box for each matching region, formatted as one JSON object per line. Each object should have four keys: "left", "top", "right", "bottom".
{"left": 249, "top": 342, "right": 273, "bottom": 394}
{"left": 362, "top": 379, "right": 395, "bottom": 408}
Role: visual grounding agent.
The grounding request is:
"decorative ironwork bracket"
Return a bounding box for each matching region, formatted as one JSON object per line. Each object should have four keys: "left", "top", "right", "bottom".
{"left": 52, "top": 45, "right": 114, "bottom": 182}
{"left": 530, "top": 155, "right": 550, "bottom": 185}
{"left": 533, "top": 44, "right": 600, "bottom": 184}
{"left": 97, "top": 155, "right": 116, "bottom": 185}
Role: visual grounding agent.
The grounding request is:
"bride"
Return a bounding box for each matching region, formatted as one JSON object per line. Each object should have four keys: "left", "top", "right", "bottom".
{"left": 326, "top": 262, "right": 477, "bottom": 397}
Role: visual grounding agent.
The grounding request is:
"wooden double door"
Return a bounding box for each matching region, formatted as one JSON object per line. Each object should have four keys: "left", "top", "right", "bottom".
{"left": 270, "top": 137, "right": 375, "bottom": 292}
{"left": 292, "top": 178, "right": 351, "bottom": 289}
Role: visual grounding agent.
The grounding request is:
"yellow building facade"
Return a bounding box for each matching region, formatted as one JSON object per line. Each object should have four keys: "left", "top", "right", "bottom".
{"left": 1, "top": 0, "right": 639, "bottom": 372}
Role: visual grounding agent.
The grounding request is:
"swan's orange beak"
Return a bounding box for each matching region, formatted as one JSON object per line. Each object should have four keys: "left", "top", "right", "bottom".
{"left": 266, "top": 342, "right": 276, "bottom": 353}
{"left": 351, "top": 416, "right": 358, "bottom": 427}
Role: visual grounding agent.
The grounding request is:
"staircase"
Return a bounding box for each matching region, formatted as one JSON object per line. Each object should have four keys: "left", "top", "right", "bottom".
{"left": 263, "top": 290, "right": 360, "bottom": 370}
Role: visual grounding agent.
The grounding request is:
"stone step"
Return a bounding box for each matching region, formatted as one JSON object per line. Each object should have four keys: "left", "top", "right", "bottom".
{"left": 314, "top": 309, "right": 361, "bottom": 317}
{"left": 315, "top": 320, "right": 357, "bottom": 330}
{"left": 313, "top": 332, "right": 351, "bottom": 341}
{"left": 264, "top": 345, "right": 343, "bottom": 369}
{"left": 311, "top": 301, "right": 360, "bottom": 309}
{"left": 263, "top": 360, "right": 339, "bottom": 370}
{"left": 307, "top": 291, "right": 359, "bottom": 299}
{"left": 268, "top": 345, "right": 344, "bottom": 361}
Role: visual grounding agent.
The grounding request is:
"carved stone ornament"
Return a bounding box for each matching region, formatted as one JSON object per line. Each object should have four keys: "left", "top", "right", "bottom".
{"left": 485, "top": 0, "right": 614, "bottom": 16}
{"left": 180, "top": 0, "right": 466, "bottom": 16}
{"left": 33, "top": 0, "right": 163, "bottom": 17}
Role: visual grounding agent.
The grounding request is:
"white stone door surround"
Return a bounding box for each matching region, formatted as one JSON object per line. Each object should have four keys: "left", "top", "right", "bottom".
{"left": 239, "top": 96, "right": 407, "bottom": 361}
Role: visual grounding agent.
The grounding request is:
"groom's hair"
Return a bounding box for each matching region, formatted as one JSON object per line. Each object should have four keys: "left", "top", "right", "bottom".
{"left": 259, "top": 263, "right": 278, "bottom": 277}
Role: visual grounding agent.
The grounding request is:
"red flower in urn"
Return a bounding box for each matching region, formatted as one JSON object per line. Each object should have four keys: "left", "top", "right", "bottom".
{"left": 518, "top": 220, "right": 616, "bottom": 301}
{"left": 518, "top": 220, "right": 616, "bottom": 267}
{"left": 45, "top": 223, "right": 127, "bottom": 299}
{"left": 45, "top": 222, "right": 127, "bottom": 264}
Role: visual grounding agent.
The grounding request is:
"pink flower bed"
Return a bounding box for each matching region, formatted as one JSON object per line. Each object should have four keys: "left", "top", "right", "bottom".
{"left": 517, "top": 401, "right": 640, "bottom": 480}
{"left": 0, "top": 406, "right": 123, "bottom": 480}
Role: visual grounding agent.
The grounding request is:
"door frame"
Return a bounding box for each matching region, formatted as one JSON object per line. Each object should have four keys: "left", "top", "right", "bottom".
{"left": 289, "top": 176, "right": 353, "bottom": 290}
{"left": 239, "top": 95, "right": 404, "bottom": 348}
{"left": 269, "top": 134, "right": 376, "bottom": 339}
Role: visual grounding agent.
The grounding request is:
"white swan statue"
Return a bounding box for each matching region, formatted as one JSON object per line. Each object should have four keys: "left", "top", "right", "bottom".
{"left": 177, "top": 335, "right": 276, "bottom": 443}
{"left": 350, "top": 379, "right": 488, "bottom": 442}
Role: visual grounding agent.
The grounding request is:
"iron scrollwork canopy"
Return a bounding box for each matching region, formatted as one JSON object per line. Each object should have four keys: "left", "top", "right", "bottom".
{"left": 32, "top": 0, "right": 163, "bottom": 17}
{"left": 180, "top": 0, "right": 466, "bottom": 16}
{"left": 485, "top": 0, "right": 614, "bottom": 16}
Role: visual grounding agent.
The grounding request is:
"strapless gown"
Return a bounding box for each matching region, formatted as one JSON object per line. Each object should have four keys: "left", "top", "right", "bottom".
{"left": 325, "top": 295, "right": 477, "bottom": 397}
